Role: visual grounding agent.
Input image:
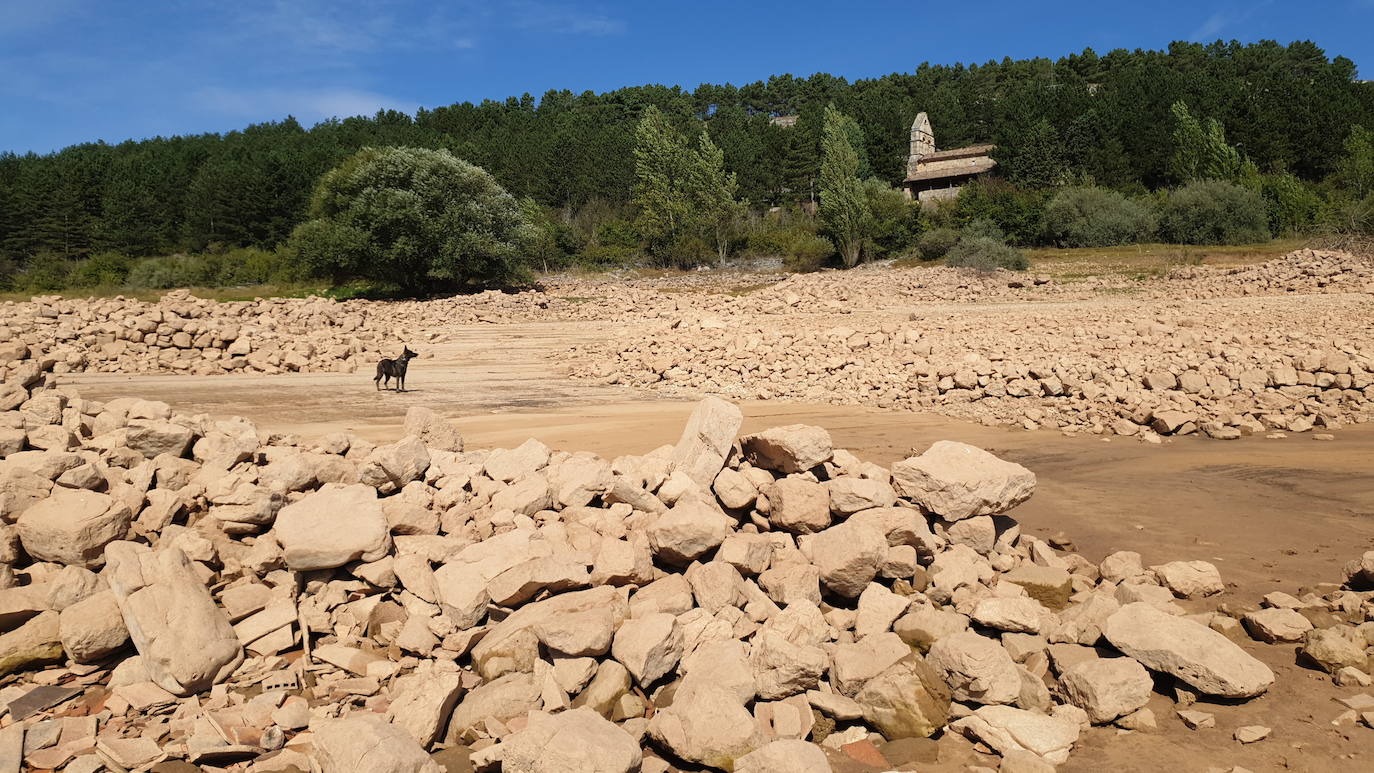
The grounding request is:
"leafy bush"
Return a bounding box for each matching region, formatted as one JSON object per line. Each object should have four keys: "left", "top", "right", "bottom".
{"left": 740, "top": 210, "right": 836, "bottom": 270}
{"left": 950, "top": 180, "right": 1049, "bottom": 246}
{"left": 961, "top": 218, "right": 1006, "bottom": 242}
{"left": 945, "top": 236, "right": 1029, "bottom": 271}
{"left": 68, "top": 252, "right": 133, "bottom": 287}
{"left": 1159, "top": 180, "right": 1270, "bottom": 245}
{"left": 781, "top": 234, "right": 835, "bottom": 272}
{"left": 1044, "top": 187, "right": 1157, "bottom": 246}
{"left": 863, "top": 179, "right": 921, "bottom": 259}
{"left": 288, "top": 146, "right": 533, "bottom": 292}
{"left": 914, "top": 228, "right": 960, "bottom": 261}
{"left": 575, "top": 244, "right": 641, "bottom": 268}
{"left": 12, "top": 253, "right": 72, "bottom": 292}
{"left": 1258, "top": 174, "right": 1321, "bottom": 236}
{"left": 595, "top": 219, "right": 640, "bottom": 249}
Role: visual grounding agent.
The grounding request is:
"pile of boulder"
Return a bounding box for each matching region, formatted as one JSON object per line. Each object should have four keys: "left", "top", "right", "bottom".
{"left": 0, "top": 290, "right": 417, "bottom": 377}
{"left": 1157, "top": 249, "right": 1374, "bottom": 299}
{"left": 568, "top": 293, "right": 1374, "bottom": 439}
{"left": 2, "top": 367, "right": 1372, "bottom": 771}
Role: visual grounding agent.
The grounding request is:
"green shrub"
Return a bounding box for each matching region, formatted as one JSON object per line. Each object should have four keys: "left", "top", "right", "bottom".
{"left": 1258, "top": 174, "right": 1321, "bottom": 237}
{"left": 13, "top": 253, "right": 72, "bottom": 292}
{"left": 863, "top": 178, "right": 921, "bottom": 259}
{"left": 1044, "top": 187, "right": 1157, "bottom": 246}
{"left": 961, "top": 218, "right": 1006, "bottom": 242}
{"left": 1159, "top": 180, "right": 1271, "bottom": 245}
{"left": 945, "top": 236, "right": 1029, "bottom": 271}
{"left": 914, "top": 228, "right": 960, "bottom": 261}
{"left": 951, "top": 180, "right": 1049, "bottom": 245}
{"left": 595, "top": 219, "right": 640, "bottom": 249}
{"left": 575, "top": 244, "right": 641, "bottom": 267}
{"left": 781, "top": 234, "right": 835, "bottom": 272}
{"left": 68, "top": 252, "right": 133, "bottom": 287}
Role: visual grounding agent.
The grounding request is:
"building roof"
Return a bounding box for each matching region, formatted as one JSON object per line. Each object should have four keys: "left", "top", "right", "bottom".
{"left": 904, "top": 144, "right": 997, "bottom": 183}
{"left": 919, "top": 144, "right": 995, "bottom": 162}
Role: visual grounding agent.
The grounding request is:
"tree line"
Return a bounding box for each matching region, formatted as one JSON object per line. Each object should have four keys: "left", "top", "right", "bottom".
{"left": 1, "top": 39, "right": 1372, "bottom": 286}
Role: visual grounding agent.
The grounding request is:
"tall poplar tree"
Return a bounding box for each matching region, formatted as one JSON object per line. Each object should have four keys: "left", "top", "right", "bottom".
{"left": 819, "top": 104, "right": 871, "bottom": 267}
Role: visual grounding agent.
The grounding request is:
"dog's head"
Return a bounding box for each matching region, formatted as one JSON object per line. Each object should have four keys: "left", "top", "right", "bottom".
{"left": 402, "top": 346, "right": 418, "bottom": 360}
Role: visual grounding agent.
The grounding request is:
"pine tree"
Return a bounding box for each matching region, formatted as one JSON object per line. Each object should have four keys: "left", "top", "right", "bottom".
{"left": 819, "top": 104, "right": 870, "bottom": 268}
{"left": 1000, "top": 119, "right": 1070, "bottom": 188}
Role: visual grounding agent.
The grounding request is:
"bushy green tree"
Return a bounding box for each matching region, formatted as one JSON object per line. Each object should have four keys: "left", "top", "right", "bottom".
{"left": 632, "top": 108, "right": 744, "bottom": 265}
{"left": 1159, "top": 179, "right": 1270, "bottom": 244}
{"left": 1170, "top": 102, "right": 1246, "bottom": 182}
{"left": 287, "top": 146, "right": 532, "bottom": 291}
{"left": 691, "top": 132, "right": 745, "bottom": 263}
{"left": 1044, "top": 187, "right": 1157, "bottom": 246}
{"left": 863, "top": 178, "right": 919, "bottom": 258}
{"left": 1258, "top": 174, "right": 1321, "bottom": 236}
{"left": 1338, "top": 125, "right": 1374, "bottom": 198}
{"left": 949, "top": 181, "right": 1048, "bottom": 246}
{"left": 632, "top": 107, "right": 697, "bottom": 258}
{"left": 819, "top": 105, "right": 871, "bottom": 267}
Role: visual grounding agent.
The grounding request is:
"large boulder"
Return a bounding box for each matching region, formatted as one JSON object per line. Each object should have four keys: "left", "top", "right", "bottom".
{"left": 275, "top": 483, "right": 391, "bottom": 570}
{"left": 669, "top": 397, "right": 744, "bottom": 488}
{"left": 741, "top": 425, "right": 833, "bottom": 474}
{"left": 611, "top": 612, "right": 682, "bottom": 687}
{"left": 1151, "top": 561, "right": 1224, "bottom": 598}
{"left": 648, "top": 500, "right": 732, "bottom": 566}
{"left": 1058, "top": 658, "right": 1153, "bottom": 724}
{"left": 1103, "top": 603, "right": 1273, "bottom": 698}
{"left": 0, "top": 611, "right": 63, "bottom": 676}
{"left": 58, "top": 590, "right": 130, "bottom": 663}
{"left": 103, "top": 542, "right": 243, "bottom": 696}
{"left": 313, "top": 716, "right": 442, "bottom": 773}
{"left": 387, "top": 667, "right": 464, "bottom": 749}
{"left": 472, "top": 587, "right": 628, "bottom": 679}
{"left": 403, "top": 407, "right": 463, "bottom": 453}
{"left": 807, "top": 520, "right": 886, "bottom": 598}
{"left": 855, "top": 653, "right": 952, "bottom": 739}
{"left": 647, "top": 684, "right": 763, "bottom": 770}
{"left": 735, "top": 740, "right": 831, "bottom": 773}
{"left": 951, "top": 705, "right": 1079, "bottom": 765}
{"left": 483, "top": 707, "right": 641, "bottom": 773}
{"left": 17, "top": 489, "right": 132, "bottom": 568}
{"left": 125, "top": 421, "right": 195, "bottom": 458}
{"left": 890, "top": 441, "right": 1035, "bottom": 521}
{"left": 765, "top": 478, "right": 831, "bottom": 534}
{"left": 926, "top": 631, "right": 1021, "bottom": 705}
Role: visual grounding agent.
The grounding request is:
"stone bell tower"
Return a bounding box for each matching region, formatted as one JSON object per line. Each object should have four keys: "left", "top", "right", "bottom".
{"left": 905, "top": 112, "right": 935, "bottom": 179}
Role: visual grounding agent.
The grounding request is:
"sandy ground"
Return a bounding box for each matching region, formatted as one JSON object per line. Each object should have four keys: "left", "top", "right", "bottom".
{"left": 67, "top": 318, "right": 1374, "bottom": 772}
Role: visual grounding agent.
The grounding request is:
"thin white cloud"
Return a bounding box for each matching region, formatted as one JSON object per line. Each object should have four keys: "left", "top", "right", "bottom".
{"left": 0, "top": 0, "right": 86, "bottom": 35}
{"left": 192, "top": 86, "right": 421, "bottom": 123}
{"left": 1191, "top": 11, "right": 1231, "bottom": 40}
{"left": 509, "top": 1, "right": 627, "bottom": 36}
{"left": 1189, "top": 0, "right": 1277, "bottom": 42}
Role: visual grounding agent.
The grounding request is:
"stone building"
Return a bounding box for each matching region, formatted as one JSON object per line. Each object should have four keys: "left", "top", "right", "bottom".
{"left": 901, "top": 112, "right": 997, "bottom": 204}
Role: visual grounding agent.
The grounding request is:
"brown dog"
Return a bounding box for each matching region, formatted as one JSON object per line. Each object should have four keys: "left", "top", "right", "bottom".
{"left": 374, "top": 346, "right": 417, "bottom": 392}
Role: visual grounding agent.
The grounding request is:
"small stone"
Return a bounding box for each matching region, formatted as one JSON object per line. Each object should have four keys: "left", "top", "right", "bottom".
{"left": 1234, "top": 725, "right": 1270, "bottom": 744}
{"left": 1177, "top": 710, "right": 1215, "bottom": 730}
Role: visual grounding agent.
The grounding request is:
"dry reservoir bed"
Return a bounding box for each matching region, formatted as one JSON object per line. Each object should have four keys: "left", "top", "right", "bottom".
{"left": 0, "top": 249, "right": 1372, "bottom": 773}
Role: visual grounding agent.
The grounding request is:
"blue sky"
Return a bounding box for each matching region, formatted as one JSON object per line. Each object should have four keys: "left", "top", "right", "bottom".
{"left": 3, "top": 1, "right": 1372, "bottom": 155}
